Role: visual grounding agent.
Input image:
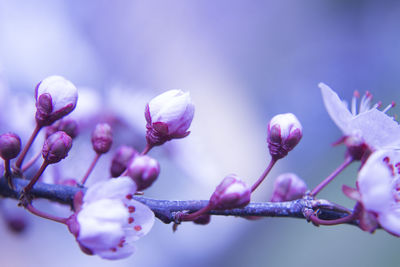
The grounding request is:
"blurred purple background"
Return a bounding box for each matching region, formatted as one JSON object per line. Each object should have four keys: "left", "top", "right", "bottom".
{"left": 0, "top": 1, "right": 399, "bottom": 266}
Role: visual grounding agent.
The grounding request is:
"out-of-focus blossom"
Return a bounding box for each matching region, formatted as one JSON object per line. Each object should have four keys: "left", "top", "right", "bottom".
{"left": 267, "top": 113, "right": 302, "bottom": 160}
{"left": 91, "top": 123, "right": 113, "bottom": 154}
{"left": 349, "top": 149, "right": 400, "bottom": 236}
{"left": 0, "top": 132, "right": 21, "bottom": 160}
{"left": 67, "top": 177, "right": 155, "bottom": 260}
{"left": 126, "top": 155, "right": 160, "bottom": 191}
{"left": 42, "top": 131, "right": 72, "bottom": 164}
{"left": 270, "top": 173, "right": 307, "bottom": 202}
{"left": 46, "top": 119, "right": 79, "bottom": 139}
{"left": 320, "top": 83, "right": 400, "bottom": 152}
{"left": 209, "top": 174, "right": 251, "bottom": 210}
{"left": 110, "top": 146, "right": 137, "bottom": 177}
{"left": 35, "top": 75, "right": 78, "bottom": 126}
{"left": 145, "top": 90, "right": 194, "bottom": 146}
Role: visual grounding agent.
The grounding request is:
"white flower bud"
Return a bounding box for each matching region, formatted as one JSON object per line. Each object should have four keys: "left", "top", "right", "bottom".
{"left": 127, "top": 155, "right": 160, "bottom": 191}
{"left": 145, "top": 90, "right": 194, "bottom": 146}
{"left": 267, "top": 113, "right": 302, "bottom": 160}
{"left": 35, "top": 75, "right": 78, "bottom": 126}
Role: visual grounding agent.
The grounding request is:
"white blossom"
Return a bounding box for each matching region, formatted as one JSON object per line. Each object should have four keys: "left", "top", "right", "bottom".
{"left": 319, "top": 83, "right": 400, "bottom": 150}
{"left": 72, "top": 177, "right": 155, "bottom": 260}
{"left": 357, "top": 149, "right": 400, "bottom": 236}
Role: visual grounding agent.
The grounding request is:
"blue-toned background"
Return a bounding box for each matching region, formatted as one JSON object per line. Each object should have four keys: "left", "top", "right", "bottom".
{"left": 0, "top": 1, "right": 399, "bottom": 266}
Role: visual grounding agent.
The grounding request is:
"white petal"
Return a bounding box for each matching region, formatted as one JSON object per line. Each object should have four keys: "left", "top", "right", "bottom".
{"left": 83, "top": 177, "right": 137, "bottom": 203}
{"left": 148, "top": 89, "right": 182, "bottom": 118}
{"left": 378, "top": 209, "right": 400, "bottom": 236}
{"left": 77, "top": 199, "right": 128, "bottom": 250}
{"left": 319, "top": 83, "right": 353, "bottom": 134}
{"left": 350, "top": 108, "right": 400, "bottom": 149}
{"left": 358, "top": 150, "right": 396, "bottom": 212}
{"left": 96, "top": 242, "right": 136, "bottom": 260}
{"left": 37, "top": 75, "right": 78, "bottom": 112}
{"left": 125, "top": 199, "right": 155, "bottom": 239}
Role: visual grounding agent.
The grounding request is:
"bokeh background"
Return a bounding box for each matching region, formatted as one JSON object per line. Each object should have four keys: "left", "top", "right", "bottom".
{"left": 0, "top": 1, "right": 400, "bottom": 266}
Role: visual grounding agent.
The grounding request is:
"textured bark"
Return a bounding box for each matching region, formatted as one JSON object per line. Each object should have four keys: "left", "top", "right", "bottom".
{"left": 0, "top": 178, "right": 359, "bottom": 227}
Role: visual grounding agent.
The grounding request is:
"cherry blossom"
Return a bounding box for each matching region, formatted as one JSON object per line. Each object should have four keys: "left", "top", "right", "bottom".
{"left": 68, "top": 177, "right": 155, "bottom": 260}
{"left": 319, "top": 83, "right": 400, "bottom": 150}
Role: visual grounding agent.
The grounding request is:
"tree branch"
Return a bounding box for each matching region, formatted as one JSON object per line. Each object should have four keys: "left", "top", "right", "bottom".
{"left": 0, "top": 178, "right": 360, "bottom": 228}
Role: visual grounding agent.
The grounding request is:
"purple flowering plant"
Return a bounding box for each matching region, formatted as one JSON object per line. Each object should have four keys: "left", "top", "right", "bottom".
{"left": 0, "top": 77, "right": 399, "bottom": 260}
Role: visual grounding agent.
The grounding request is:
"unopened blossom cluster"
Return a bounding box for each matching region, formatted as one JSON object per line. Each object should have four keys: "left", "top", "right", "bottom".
{"left": 0, "top": 76, "right": 399, "bottom": 261}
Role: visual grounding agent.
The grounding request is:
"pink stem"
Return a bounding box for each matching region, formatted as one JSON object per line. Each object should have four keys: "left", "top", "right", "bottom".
{"left": 180, "top": 203, "right": 213, "bottom": 221}
{"left": 21, "top": 151, "right": 42, "bottom": 172}
{"left": 23, "top": 161, "right": 49, "bottom": 193}
{"left": 25, "top": 203, "right": 67, "bottom": 224}
{"left": 310, "top": 156, "right": 354, "bottom": 197}
{"left": 251, "top": 158, "right": 277, "bottom": 192}
{"left": 141, "top": 144, "right": 153, "bottom": 155}
{"left": 3, "top": 159, "right": 13, "bottom": 188}
{"left": 309, "top": 212, "right": 357, "bottom": 226}
{"left": 14, "top": 124, "right": 42, "bottom": 170}
{"left": 81, "top": 153, "right": 101, "bottom": 185}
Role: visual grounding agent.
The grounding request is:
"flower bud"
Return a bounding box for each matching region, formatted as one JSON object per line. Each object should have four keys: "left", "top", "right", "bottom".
{"left": 209, "top": 174, "right": 251, "bottom": 210}
{"left": 35, "top": 75, "right": 78, "bottom": 126}
{"left": 270, "top": 173, "right": 307, "bottom": 202}
{"left": 127, "top": 155, "right": 160, "bottom": 191}
{"left": 46, "top": 119, "right": 79, "bottom": 139}
{"left": 110, "top": 146, "right": 137, "bottom": 177}
{"left": 42, "top": 131, "right": 72, "bottom": 164}
{"left": 91, "top": 123, "right": 113, "bottom": 154}
{"left": 145, "top": 90, "right": 194, "bottom": 146}
{"left": 0, "top": 133, "right": 21, "bottom": 160}
{"left": 267, "top": 113, "right": 302, "bottom": 160}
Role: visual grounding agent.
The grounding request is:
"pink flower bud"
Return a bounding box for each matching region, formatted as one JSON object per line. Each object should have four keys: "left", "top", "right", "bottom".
{"left": 267, "top": 113, "right": 302, "bottom": 160}
{"left": 46, "top": 119, "right": 79, "bottom": 139}
{"left": 91, "top": 123, "right": 113, "bottom": 154}
{"left": 110, "top": 146, "right": 137, "bottom": 177}
{"left": 0, "top": 133, "right": 21, "bottom": 160}
{"left": 35, "top": 75, "right": 78, "bottom": 126}
{"left": 145, "top": 90, "right": 194, "bottom": 146}
{"left": 127, "top": 155, "right": 160, "bottom": 191}
{"left": 193, "top": 214, "right": 211, "bottom": 225}
{"left": 209, "top": 174, "right": 251, "bottom": 210}
{"left": 270, "top": 173, "right": 307, "bottom": 202}
{"left": 42, "top": 131, "right": 72, "bottom": 164}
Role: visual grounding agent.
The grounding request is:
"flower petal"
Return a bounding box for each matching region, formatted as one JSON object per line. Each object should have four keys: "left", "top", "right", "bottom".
{"left": 319, "top": 83, "right": 353, "bottom": 134}
{"left": 83, "top": 177, "right": 137, "bottom": 203}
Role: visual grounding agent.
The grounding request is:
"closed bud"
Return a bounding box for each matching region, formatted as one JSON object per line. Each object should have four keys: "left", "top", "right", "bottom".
{"left": 209, "top": 174, "right": 251, "bottom": 210}
{"left": 267, "top": 113, "right": 302, "bottom": 160}
{"left": 35, "top": 75, "right": 78, "bottom": 126}
{"left": 145, "top": 90, "right": 194, "bottom": 146}
{"left": 127, "top": 155, "right": 160, "bottom": 191}
{"left": 42, "top": 131, "right": 72, "bottom": 164}
{"left": 110, "top": 146, "right": 137, "bottom": 177}
{"left": 91, "top": 123, "right": 113, "bottom": 154}
{"left": 0, "top": 133, "right": 21, "bottom": 160}
{"left": 46, "top": 119, "right": 79, "bottom": 139}
{"left": 270, "top": 173, "right": 307, "bottom": 202}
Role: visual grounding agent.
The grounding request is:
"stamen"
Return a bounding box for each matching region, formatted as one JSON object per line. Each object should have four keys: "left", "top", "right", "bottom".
{"left": 382, "top": 101, "right": 396, "bottom": 113}
{"left": 134, "top": 225, "right": 142, "bottom": 231}
{"left": 359, "top": 92, "right": 373, "bottom": 113}
{"left": 351, "top": 92, "right": 358, "bottom": 116}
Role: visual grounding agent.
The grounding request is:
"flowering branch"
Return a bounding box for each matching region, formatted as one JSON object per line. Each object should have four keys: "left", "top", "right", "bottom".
{"left": 0, "top": 177, "right": 360, "bottom": 227}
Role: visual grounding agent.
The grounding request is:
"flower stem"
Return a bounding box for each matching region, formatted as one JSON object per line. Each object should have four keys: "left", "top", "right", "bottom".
{"left": 14, "top": 124, "right": 42, "bottom": 171}
{"left": 23, "top": 161, "right": 49, "bottom": 194}
{"left": 25, "top": 203, "right": 67, "bottom": 224}
{"left": 3, "top": 159, "right": 13, "bottom": 189}
{"left": 310, "top": 156, "right": 354, "bottom": 197}
{"left": 179, "top": 203, "right": 213, "bottom": 221}
{"left": 80, "top": 153, "right": 101, "bottom": 185}
{"left": 141, "top": 144, "right": 153, "bottom": 155}
{"left": 251, "top": 158, "right": 277, "bottom": 192}
{"left": 309, "top": 212, "right": 357, "bottom": 226}
{"left": 21, "top": 150, "right": 42, "bottom": 173}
